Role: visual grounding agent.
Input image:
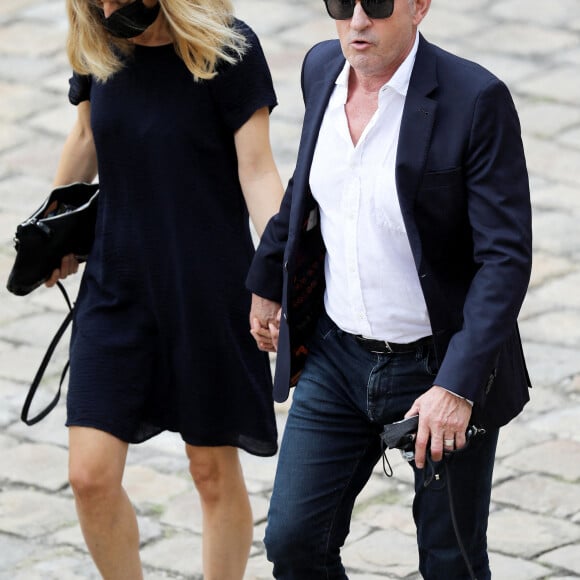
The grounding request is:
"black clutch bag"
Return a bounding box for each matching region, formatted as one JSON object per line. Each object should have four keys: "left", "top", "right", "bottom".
{"left": 6, "top": 182, "right": 99, "bottom": 296}
{"left": 6, "top": 182, "right": 99, "bottom": 425}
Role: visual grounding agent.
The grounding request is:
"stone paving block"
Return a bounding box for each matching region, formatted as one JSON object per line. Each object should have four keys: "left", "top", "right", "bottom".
{"left": 492, "top": 463, "right": 519, "bottom": 487}
{"left": 539, "top": 544, "right": 580, "bottom": 576}
{"left": 0, "top": 379, "right": 26, "bottom": 428}
{"left": 123, "top": 464, "right": 191, "bottom": 508}
{"left": 28, "top": 104, "right": 77, "bottom": 139}
{"left": 160, "top": 488, "right": 270, "bottom": 535}
{"left": 0, "top": 342, "right": 67, "bottom": 384}
{"left": 0, "top": 432, "right": 19, "bottom": 450}
{"left": 527, "top": 405, "right": 580, "bottom": 443}
{"left": 6, "top": 402, "right": 69, "bottom": 447}
{"left": 0, "top": 121, "right": 34, "bottom": 153}
{"left": 0, "top": 173, "right": 52, "bottom": 213}
{"left": 0, "top": 442, "right": 68, "bottom": 491}
{"left": 534, "top": 268, "right": 580, "bottom": 312}
{"left": 140, "top": 532, "right": 203, "bottom": 578}
{"left": 237, "top": 0, "right": 319, "bottom": 37}
{"left": 489, "top": 551, "right": 550, "bottom": 579}
{"left": 0, "top": 309, "right": 72, "bottom": 347}
{"left": 276, "top": 18, "right": 338, "bottom": 55}
{"left": 522, "top": 384, "right": 575, "bottom": 422}
{"left": 493, "top": 473, "right": 580, "bottom": 517}
{"left": 239, "top": 450, "right": 279, "bottom": 494}
{"left": 523, "top": 342, "right": 580, "bottom": 389}
{"left": 488, "top": 508, "right": 580, "bottom": 558}
{"left": 469, "top": 23, "right": 579, "bottom": 57}
{"left": 354, "top": 503, "right": 416, "bottom": 537}
{"left": 0, "top": 135, "right": 63, "bottom": 180}
{"left": 50, "top": 514, "right": 162, "bottom": 551}
{"left": 520, "top": 310, "right": 580, "bottom": 349}
{"left": 495, "top": 422, "right": 552, "bottom": 459}
{"left": 348, "top": 574, "right": 404, "bottom": 580}
{"left": 560, "top": 126, "right": 580, "bottom": 149}
{"left": 508, "top": 439, "right": 580, "bottom": 481}
{"left": 532, "top": 210, "right": 580, "bottom": 259}
{"left": 0, "top": 22, "right": 65, "bottom": 57}
{"left": 519, "top": 101, "right": 580, "bottom": 140}
{"left": 0, "top": 82, "right": 55, "bottom": 123}
{"left": 525, "top": 137, "right": 580, "bottom": 190}
{"left": 0, "top": 534, "right": 38, "bottom": 575}
{"left": 1, "top": 295, "right": 46, "bottom": 330}
{"left": 519, "top": 66, "right": 580, "bottom": 106}
{"left": 341, "top": 528, "right": 419, "bottom": 577}
{"left": 490, "top": 0, "right": 579, "bottom": 28}
{"left": 244, "top": 554, "right": 274, "bottom": 580}
{"left": 346, "top": 519, "right": 375, "bottom": 546}
{"left": 0, "top": 55, "right": 61, "bottom": 85}
{"left": 0, "top": 0, "right": 38, "bottom": 17}
{"left": 5, "top": 547, "right": 100, "bottom": 580}
{"left": 0, "top": 489, "right": 76, "bottom": 537}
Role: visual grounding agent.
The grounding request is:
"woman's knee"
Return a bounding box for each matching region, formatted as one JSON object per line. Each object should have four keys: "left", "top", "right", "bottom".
{"left": 68, "top": 456, "right": 119, "bottom": 501}
{"left": 186, "top": 445, "right": 242, "bottom": 500}
{"left": 68, "top": 427, "right": 127, "bottom": 500}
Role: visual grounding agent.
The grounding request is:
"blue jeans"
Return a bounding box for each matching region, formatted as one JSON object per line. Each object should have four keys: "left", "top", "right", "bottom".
{"left": 265, "top": 311, "right": 498, "bottom": 579}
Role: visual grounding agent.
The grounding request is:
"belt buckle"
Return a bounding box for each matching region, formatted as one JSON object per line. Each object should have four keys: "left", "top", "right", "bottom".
{"left": 382, "top": 340, "right": 394, "bottom": 354}
{"left": 369, "top": 339, "right": 393, "bottom": 354}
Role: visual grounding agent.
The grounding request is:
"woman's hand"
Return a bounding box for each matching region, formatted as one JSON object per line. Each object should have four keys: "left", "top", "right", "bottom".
{"left": 250, "top": 294, "right": 281, "bottom": 352}
{"left": 45, "top": 254, "right": 80, "bottom": 287}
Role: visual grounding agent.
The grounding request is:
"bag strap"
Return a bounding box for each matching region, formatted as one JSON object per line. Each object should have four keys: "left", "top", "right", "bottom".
{"left": 21, "top": 282, "right": 73, "bottom": 426}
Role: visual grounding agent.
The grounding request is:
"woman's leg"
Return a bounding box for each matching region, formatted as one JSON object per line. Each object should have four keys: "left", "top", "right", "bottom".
{"left": 186, "top": 444, "right": 253, "bottom": 580}
{"left": 68, "top": 426, "right": 142, "bottom": 580}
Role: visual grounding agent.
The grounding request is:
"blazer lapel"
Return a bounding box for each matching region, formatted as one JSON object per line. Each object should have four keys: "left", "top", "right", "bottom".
{"left": 294, "top": 43, "right": 345, "bottom": 198}
{"left": 396, "top": 35, "right": 438, "bottom": 268}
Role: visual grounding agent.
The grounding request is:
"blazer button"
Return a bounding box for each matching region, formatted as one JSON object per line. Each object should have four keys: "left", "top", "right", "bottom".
{"left": 284, "top": 261, "right": 289, "bottom": 271}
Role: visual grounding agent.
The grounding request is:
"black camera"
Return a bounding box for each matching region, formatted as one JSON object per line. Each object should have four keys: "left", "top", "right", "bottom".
{"left": 381, "top": 415, "right": 419, "bottom": 461}
{"left": 381, "top": 415, "right": 484, "bottom": 461}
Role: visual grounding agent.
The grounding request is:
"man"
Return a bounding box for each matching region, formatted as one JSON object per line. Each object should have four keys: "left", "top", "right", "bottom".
{"left": 247, "top": 0, "right": 532, "bottom": 577}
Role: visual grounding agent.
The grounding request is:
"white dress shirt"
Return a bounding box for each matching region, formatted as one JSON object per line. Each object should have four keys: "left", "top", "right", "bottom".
{"left": 310, "top": 33, "right": 432, "bottom": 343}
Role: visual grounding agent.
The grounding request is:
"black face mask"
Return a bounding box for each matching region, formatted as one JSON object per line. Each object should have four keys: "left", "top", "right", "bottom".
{"left": 100, "top": 0, "right": 160, "bottom": 39}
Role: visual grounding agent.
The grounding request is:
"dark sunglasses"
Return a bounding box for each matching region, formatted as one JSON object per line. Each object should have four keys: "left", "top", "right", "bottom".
{"left": 324, "top": 0, "right": 395, "bottom": 20}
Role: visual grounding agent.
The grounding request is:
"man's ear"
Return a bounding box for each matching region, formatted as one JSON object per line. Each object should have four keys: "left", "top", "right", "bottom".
{"left": 412, "top": 0, "right": 431, "bottom": 26}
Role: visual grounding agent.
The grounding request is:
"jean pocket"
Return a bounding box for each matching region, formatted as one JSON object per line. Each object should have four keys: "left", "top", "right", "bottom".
{"left": 422, "top": 345, "right": 440, "bottom": 377}
{"left": 313, "top": 310, "right": 339, "bottom": 343}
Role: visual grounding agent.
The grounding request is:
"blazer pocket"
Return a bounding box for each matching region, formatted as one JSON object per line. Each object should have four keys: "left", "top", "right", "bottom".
{"left": 420, "top": 167, "right": 463, "bottom": 191}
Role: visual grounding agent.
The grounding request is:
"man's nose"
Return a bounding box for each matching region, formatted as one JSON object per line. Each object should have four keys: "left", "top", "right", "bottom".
{"left": 350, "top": 1, "right": 372, "bottom": 29}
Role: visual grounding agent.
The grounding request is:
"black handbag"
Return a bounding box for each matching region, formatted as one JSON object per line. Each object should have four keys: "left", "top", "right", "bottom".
{"left": 6, "top": 182, "right": 99, "bottom": 425}
{"left": 6, "top": 182, "right": 99, "bottom": 296}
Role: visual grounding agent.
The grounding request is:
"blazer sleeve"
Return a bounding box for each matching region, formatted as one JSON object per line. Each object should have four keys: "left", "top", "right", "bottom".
{"left": 245, "top": 177, "right": 293, "bottom": 302}
{"left": 434, "top": 77, "right": 532, "bottom": 403}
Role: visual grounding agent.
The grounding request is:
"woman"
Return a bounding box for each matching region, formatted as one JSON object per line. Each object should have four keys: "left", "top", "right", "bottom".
{"left": 47, "top": 0, "right": 284, "bottom": 578}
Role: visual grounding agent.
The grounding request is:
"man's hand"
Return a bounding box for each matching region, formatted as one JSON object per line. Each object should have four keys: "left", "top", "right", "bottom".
{"left": 405, "top": 386, "right": 473, "bottom": 468}
{"left": 249, "top": 294, "right": 281, "bottom": 352}
{"left": 45, "top": 254, "right": 79, "bottom": 288}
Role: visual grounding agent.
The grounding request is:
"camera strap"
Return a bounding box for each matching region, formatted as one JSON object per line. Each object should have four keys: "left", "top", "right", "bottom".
{"left": 380, "top": 433, "right": 481, "bottom": 580}
{"left": 20, "top": 282, "right": 73, "bottom": 425}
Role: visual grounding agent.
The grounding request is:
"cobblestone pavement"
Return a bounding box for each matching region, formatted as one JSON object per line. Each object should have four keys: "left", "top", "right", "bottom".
{"left": 1, "top": 0, "right": 580, "bottom": 578}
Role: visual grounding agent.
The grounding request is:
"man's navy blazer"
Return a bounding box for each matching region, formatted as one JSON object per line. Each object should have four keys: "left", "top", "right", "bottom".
{"left": 247, "top": 35, "right": 533, "bottom": 429}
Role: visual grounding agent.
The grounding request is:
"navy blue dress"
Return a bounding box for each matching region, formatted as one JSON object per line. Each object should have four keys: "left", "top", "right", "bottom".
{"left": 66, "top": 21, "right": 278, "bottom": 456}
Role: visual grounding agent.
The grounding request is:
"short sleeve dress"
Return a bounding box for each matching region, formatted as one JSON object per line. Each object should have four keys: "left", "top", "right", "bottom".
{"left": 66, "top": 20, "right": 278, "bottom": 457}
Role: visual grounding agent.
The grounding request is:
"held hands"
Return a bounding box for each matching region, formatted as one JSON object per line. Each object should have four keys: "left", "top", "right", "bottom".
{"left": 44, "top": 254, "right": 79, "bottom": 288}
{"left": 250, "top": 294, "right": 281, "bottom": 352}
{"left": 405, "top": 386, "right": 473, "bottom": 468}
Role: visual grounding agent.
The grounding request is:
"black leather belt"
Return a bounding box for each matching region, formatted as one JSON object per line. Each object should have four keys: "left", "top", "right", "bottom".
{"left": 352, "top": 334, "right": 432, "bottom": 354}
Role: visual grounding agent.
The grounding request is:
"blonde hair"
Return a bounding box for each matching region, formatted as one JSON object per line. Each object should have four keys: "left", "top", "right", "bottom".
{"left": 65, "top": 0, "right": 246, "bottom": 82}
